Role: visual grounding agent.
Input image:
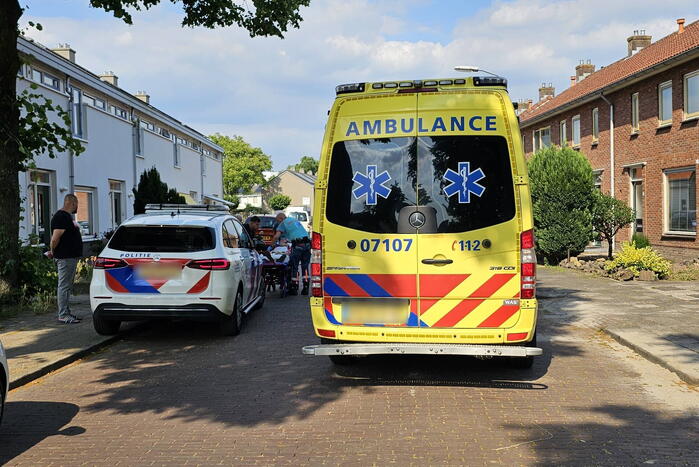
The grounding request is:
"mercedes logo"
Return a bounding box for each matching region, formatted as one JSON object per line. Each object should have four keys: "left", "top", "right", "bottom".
{"left": 409, "top": 211, "right": 426, "bottom": 229}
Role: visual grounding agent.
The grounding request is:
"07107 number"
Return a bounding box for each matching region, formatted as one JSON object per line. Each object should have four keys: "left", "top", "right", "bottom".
{"left": 360, "top": 238, "right": 413, "bottom": 252}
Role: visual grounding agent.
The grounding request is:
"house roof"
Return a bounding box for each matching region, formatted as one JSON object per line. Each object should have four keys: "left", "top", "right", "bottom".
{"left": 519, "top": 19, "right": 699, "bottom": 126}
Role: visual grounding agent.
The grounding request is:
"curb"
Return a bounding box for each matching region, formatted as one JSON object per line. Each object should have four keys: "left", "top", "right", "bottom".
{"left": 8, "top": 323, "right": 144, "bottom": 390}
{"left": 601, "top": 328, "right": 698, "bottom": 386}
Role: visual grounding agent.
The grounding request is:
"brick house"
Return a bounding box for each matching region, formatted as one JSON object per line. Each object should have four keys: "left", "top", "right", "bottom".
{"left": 519, "top": 19, "right": 699, "bottom": 260}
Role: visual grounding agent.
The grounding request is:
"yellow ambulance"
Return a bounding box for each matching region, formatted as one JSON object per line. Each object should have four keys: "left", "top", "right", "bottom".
{"left": 303, "top": 74, "right": 542, "bottom": 368}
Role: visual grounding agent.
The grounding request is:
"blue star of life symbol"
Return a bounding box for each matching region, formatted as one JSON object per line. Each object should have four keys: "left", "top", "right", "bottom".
{"left": 443, "top": 162, "right": 486, "bottom": 203}
{"left": 352, "top": 165, "right": 391, "bottom": 205}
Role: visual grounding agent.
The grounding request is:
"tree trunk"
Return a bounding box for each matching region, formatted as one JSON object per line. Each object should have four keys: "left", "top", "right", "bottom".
{"left": 0, "top": 1, "right": 23, "bottom": 287}
{"left": 607, "top": 237, "right": 613, "bottom": 260}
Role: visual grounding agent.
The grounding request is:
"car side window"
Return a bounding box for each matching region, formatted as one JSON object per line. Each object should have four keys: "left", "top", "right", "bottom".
{"left": 222, "top": 220, "right": 239, "bottom": 248}
{"left": 233, "top": 220, "right": 252, "bottom": 249}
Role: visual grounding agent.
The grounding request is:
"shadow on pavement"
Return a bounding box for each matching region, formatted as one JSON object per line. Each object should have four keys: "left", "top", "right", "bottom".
{"left": 502, "top": 404, "right": 699, "bottom": 465}
{"left": 0, "top": 401, "right": 85, "bottom": 464}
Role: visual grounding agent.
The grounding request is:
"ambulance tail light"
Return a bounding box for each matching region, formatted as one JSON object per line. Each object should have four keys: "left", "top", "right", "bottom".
{"left": 94, "top": 257, "right": 127, "bottom": 269}
{"left": 311, "top": 231, "right": 323, "bottom": 297}
{"left": 520, "top": 229, "right": 536, "bottom": 299}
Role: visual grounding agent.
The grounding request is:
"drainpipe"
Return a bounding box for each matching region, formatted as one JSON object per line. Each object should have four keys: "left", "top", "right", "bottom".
{"left": 66, "top": 76, "right": 75, "bottom": 193}
{"left": 130, "top": 106, "right": 137, "bottom": 194}
{"left": 600, "top": 92, "right": 615, "bottom": 253}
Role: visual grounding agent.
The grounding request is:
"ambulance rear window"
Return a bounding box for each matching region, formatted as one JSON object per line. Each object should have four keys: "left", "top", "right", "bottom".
{"left": 326, "top": 135, "right": 515, "bottom": 233}
{"left": 109, "top": 226, "right": 215, "bottom": 252}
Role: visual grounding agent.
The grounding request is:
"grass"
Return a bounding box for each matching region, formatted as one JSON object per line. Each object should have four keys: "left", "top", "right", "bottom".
{"left": 668, "top": 265, "right": 699, "bottom": 281}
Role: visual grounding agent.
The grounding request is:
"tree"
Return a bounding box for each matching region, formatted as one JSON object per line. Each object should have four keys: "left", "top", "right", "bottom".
{"left": 209, "top": 134, "right": 273, "bottom": 195}
{"left": 223, "top": 194, "right": 240, "bottom": 209}
{"left": 528, "top": 146, "right": 595, "bottom": 264}
{"left": 0, "top": 1, "right": 309, "bottom": 286}
{"left": 132, "top": 167, "right": 186, "bottom": 214}
{"left": 591, "top": 191, "right": 635, "bottom": 259}
{"left": 268, "top": 194, "right": 291, "bottom": 211}
{"left": 294, "top": 155, "right": 318, "bottom": 175}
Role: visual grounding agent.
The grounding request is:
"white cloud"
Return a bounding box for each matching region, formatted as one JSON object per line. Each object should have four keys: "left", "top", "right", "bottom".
{"left": 22, "top": 0, "right": 697, "bottom": 169}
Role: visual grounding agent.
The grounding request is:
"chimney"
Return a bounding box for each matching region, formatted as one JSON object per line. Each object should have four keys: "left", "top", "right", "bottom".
{"left": 134, "top": 91, "right": 150, "bottom": 104}
{"left": 52, "top": 43, "right": 76, "bottom": 63}
{"left": 99, "top": 71, "right": 118, "bottom": 86}
{"left": 570, "top": 75, "right": 576, "bottom": 87}
{"left": 627, "top": 30, "right": 652, "bottom": 56}
{"left": 538, "top": 83, "right": 555, "bottom": 101}
{"left": 677, "top": 18, "right": 685, "bottom": 34}
{"left": 575, "top": 59, "right": 595, "bottom": 83}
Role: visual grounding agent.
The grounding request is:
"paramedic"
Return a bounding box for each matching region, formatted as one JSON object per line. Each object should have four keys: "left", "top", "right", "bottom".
{"left": 273, "top": 212, "right": 310, "bottom": 295}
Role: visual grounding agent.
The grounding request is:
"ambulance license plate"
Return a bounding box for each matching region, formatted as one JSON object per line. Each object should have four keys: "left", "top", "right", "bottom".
{"left": 137, "top": 263, "right": 181, "bottom": 280}
{"left": 341, "top": 299, "right": 410, "bottom": 325}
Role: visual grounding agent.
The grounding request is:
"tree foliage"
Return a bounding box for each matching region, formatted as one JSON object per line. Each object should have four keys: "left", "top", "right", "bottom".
{"left": 209, "top": 133, "right": 273, "bottom": 195}
{"left": 132, "top": 167, "right": 186, "bottom": 214}
{"left": 268, "top": 194, "right": 291, "bottom": 211}
{"left": 528, "top": 146, "right": 595, "bottom": 264}
{"left": 294, "top": 155, "right": 318, "bottom": 175}
{"left": 591, "top": 191, "right": 635, "bottom": 259}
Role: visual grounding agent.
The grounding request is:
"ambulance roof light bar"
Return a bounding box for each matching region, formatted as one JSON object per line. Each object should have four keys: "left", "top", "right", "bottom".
{"left": 455, "top": 65, "right": 508, "bottom": 88}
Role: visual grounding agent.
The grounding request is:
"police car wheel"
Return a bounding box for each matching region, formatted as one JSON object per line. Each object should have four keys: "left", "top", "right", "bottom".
{"left": 219, "top": 290, "right": 243, "bottom": 336}
{"left": 321, "top": 338, "right": 358, "bottom": 365}
{"left": 93, "top": 314, "right": 121, "bottom": 336}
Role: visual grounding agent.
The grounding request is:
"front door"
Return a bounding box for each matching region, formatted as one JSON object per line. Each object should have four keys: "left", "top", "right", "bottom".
{"left": 414, "top": 92, "right": 521, "bottom": 330}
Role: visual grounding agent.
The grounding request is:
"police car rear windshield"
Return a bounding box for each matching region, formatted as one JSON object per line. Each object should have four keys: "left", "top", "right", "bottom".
{"left": 290, "top": 212, "right": 308, "bottom": 222}
{"left": 108, "top": 226, "right": 216, "bottom": 252}
{"left": 326, "top": 135, "right": 515, "bottom": 234}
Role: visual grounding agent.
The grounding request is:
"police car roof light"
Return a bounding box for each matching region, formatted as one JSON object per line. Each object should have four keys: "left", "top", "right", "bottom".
{"left": 335, "top": 83, "right": 365, "bottom": 95}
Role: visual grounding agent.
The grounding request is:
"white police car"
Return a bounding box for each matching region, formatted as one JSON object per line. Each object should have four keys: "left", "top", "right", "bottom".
{"left": 90, "top": 204, "right": 265, "bottom": 336}
{"left": 0, "top": 339, "right": 8, "bottom": 425}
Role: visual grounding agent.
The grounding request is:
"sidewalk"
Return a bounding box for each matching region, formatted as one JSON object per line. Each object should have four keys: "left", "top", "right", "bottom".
{"left": 0, "top": 295, "right": 121, "bottom": 389}
{"left": 538, "top": 267, "right": 699, "bottom": 385}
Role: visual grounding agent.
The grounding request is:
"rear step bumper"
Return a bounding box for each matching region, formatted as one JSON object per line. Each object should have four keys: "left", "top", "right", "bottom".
{"left": 302, "top": 343, "right": 543, "bottom": 357}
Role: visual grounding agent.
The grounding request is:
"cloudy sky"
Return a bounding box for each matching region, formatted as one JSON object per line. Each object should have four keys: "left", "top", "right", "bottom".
{"left": 22, "top": 0, "right": 696, "bottom": 169}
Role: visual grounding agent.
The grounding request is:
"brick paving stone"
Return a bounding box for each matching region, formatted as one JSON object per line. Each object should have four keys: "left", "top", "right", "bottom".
{"left": 0, "top": 289, "right": 697, "bottom": 465}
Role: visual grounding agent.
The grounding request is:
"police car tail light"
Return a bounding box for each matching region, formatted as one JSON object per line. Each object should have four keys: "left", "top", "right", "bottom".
{"left": 94, "top": 257, "right": 127, "bottom": 269}
{"left": 520, "top": 229, "right": 536, "bottom": 299}
{"left": 186, "top": 258, "right": 231, "bottom": 270}
{"left": 311, "top": 231, "right": 323, "bottom": 297}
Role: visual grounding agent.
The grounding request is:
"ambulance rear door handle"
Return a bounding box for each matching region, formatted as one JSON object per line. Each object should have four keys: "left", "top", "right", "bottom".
{"left": 422, "top": 258, "right": 453, "bottom": 265}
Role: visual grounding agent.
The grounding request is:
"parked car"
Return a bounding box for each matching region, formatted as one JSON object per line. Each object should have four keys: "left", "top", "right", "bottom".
{"left": 246, "top": 215, "right": 278, "bottom": 245}
{"left": 0, "top": 339, "right": 8, "bottom": 425}
{"left": 90, "top": 204, "right": 266, "bottom": 336}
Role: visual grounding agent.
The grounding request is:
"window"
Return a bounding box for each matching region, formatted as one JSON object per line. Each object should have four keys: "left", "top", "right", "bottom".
{"left": 532, "top": 127, "right": 551, "bottom": 152}
{"left": 222, "top": 220, "right": 239, "bottom": 248}
{"left": 75, "top": 187, "right": 96, "bottom": 236}
{"left": 173, "top": 143, "right": 181, "bottom": 167}
{"left": 630, "top": 168, "right": 644, "bottom": 233}
{"left": 591, "top": 108, "right": 599, "bottom": 142}
{"left": 631, "top": 92, "right": 640, "bottom": 132}
{"left": 658, "top": 80, "right": 672, "bottom": 124}
{"left": 192, "top": 142, "right": 201, "bottom": 151}
{"left": 684, "top": 70, "right": 699, "bottom": 119}
{"left": 140, "top": 120, "right": 156, "bottom": 132}
{"left": 177, "top": 137, "right": 187, "bottom": 146}
{"left": 70, "top": 86, "right": 83, "bottom": 138}
{"left": 203, "top": 149, "right": 211, "bottom": 156}
{"left": 108, "top": 180, "right": 124, "bottom": 229}
{"left": 665, "top": 168, "right": 696, "bottom": 234}
{"left": 134, "top": 122, "right": 144, "bottom": 156}
{"left": 559, "top": 120, "right": 567, "bottom": 145}
{"left": 159, "top": 127, "right": 171, "bottom": 139}
{"left": 30, "top": 68, "right": 61, "bottom": 91}
{"left": 109, "top": 226, "right": 215, "bottom": 252}
{"left": 593, "top": 170, "right": 603, "bottom": 190}
{"left": 326, "top": 136, "right": 515, "bottom": 234}
{"left": 110, "top": 104, "right": 128, "bottom": 120}
{"left": 232, "top": 220, "right": 252, "bottom": 249}
{"left": 84, "top": 93, "right": 106, "bottom": 110}
{"left": 28, "top": 170, "right": 53, "bottom": 245}
{"left": 572, "top": 115, "right": 581, "bottom": 146}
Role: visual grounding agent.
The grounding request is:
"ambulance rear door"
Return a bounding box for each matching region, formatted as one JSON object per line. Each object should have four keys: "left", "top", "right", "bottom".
{"left": 414, "top": 91, "right": 522, "bottom": 332}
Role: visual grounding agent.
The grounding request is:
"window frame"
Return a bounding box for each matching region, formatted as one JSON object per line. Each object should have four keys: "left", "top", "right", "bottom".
{"left": 533, "top": 126, "right": 551, "bottom": 152}
{"left": 572, "top": 115, "right": 581, "bottom": 147}
{"left": 683, "top": 70, "right": 699, "bottom": 121}
{"left": 658, "top": 80, "right": 673, "bottom": 126}
{"left": 559, "top": 120, "right": 567, "bottom": 146}
{"left": 70, "top": 86, "right": 83, "bottom": 138}
{"left": 109, "top": 104, "right": 129, "bottom": 120}
{"left": 631, "top": 92, "right": 640, "bottom": 133}
{"left": 663, "top": 166, "right": 696, "bottom": 236}
{"left": 591, "top": 107, "right": 599, "bottom": 143}
{"left": 109, "top": 180, "right": 125, "bottom": 229}
{"left": 74, "top": 186, "right": 97, "bottom": 238}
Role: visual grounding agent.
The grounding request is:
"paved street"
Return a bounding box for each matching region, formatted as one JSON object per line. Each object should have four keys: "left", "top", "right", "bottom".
{"left": 2, "top": 281, "right": 698, "bottom": 465}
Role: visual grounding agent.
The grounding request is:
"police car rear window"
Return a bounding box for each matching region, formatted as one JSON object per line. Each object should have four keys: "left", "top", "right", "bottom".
{"left": 108, "top": 226, "right": 215, "bottom": 252}
{"left": 326, "top": 135, "right": 515, "bottom": 233}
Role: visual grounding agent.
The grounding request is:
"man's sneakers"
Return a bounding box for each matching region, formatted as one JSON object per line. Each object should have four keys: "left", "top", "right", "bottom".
{"left": 301, "top": 281, "right": 309, "bottom": 296}
{"left": 58, "top": 314, "right": 82, "bottom": 324}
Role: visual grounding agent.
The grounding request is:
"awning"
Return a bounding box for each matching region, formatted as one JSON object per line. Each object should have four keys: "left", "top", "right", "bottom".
{"left": 178, "top": 193, "right": 197, "bottom": 205}
{"left": 203, "top": 194, "right": 236, "bottom": 207}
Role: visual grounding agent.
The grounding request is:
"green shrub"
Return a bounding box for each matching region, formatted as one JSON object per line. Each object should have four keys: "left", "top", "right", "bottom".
{"left": 18, "top": 240, "right": 58, "bottom": 295}
{"left": 631, "top": 233, "right": 650, "bottom": 249}
{"left": 268, "top": 194, "right": 292, "bottom": 211}
{"left": 528, "top": 146, "right": 595, "bottom": 263}
{"left": 605, "top": 241, "right": 671, "bottom": 278}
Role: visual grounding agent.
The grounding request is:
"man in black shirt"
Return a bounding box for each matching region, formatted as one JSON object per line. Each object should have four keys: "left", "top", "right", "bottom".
{"left": 47, "top": 194, "right": 83, "bottom": 324}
